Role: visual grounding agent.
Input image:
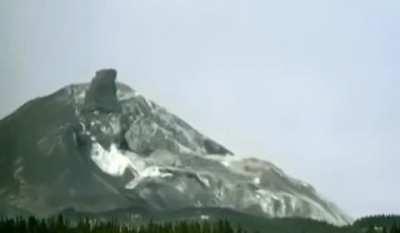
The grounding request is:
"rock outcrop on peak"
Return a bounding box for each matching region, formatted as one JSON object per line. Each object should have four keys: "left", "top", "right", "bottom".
{"left": 84, "top": 69, "right": 121, "bottom": 113}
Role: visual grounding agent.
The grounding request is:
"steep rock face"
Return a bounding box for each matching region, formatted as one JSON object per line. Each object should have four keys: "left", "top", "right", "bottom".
{"left": 84, "top": 69, "right": 121, "bottom": 113}
{"left": 0, "top": 87, "right": 133, "bottom": 217}
{"left": 79, "top": 69, "right": 125, "bottom": 150}
{"left": 0, "top": 69, "right": 350, "bottom": 225}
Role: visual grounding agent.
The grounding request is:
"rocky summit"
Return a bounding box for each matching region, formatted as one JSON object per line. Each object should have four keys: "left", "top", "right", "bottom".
{"left": 0, "top": 69, "right": 350, "bottom": 225}
{"left": 83, "top": 69, "right": 121, "bottom": 113}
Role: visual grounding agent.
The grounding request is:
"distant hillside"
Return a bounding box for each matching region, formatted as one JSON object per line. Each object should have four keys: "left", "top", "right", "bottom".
{"left": 353, "top": 215, "right": 400, "bottom": 231}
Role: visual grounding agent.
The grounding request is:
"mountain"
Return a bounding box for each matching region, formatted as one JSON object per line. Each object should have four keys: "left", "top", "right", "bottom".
{"left": 0, "top": 69, "right": 350, "bottom": 225}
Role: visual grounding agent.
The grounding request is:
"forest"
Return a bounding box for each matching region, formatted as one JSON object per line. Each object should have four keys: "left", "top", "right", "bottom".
{"left": 0, "top": 216, "right": 245, "bottom": 233}
{"left": 1, "top": 215, "right": 400, "bottom": 233}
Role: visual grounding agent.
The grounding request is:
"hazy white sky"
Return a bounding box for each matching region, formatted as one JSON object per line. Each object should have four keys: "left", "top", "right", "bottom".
{"left": 1, "top": 0, "right": 399, "bottom": 218}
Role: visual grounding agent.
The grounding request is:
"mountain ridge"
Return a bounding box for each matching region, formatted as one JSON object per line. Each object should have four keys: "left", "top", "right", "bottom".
{"left": 0, "top": 69, "right": 350, "bottom": 225}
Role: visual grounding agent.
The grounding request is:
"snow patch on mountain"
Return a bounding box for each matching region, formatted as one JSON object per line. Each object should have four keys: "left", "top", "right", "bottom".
{"left": 90, "top": 142, "right": 174, "bottom": 189}
{"left": 91, "top": 143, "right": 134, "bottom": 177}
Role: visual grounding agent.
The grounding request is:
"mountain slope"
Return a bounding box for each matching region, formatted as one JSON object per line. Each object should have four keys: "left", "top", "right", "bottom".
{"left": 0, "top": 69, "right": 350, "bottom": 225}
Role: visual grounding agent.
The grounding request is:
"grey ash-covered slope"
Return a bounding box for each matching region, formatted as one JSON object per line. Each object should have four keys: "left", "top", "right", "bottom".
{"left": 0, "top": 69, "right": 350, "bottom": 225}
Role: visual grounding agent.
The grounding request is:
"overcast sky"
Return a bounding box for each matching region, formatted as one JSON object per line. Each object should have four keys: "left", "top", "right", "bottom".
{"left": 1, "top": 0, "right": 399, "bottom": 218}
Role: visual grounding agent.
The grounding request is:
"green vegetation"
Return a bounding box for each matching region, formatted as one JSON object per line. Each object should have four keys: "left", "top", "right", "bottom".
{"left": 1, "top": 214, "right": 399, "bottom": 233}
{"left": 353, "top": 215, "right": 400, "bottom": 233}
{"left": 0, "top": 215, "right": 246, "bottom": 233}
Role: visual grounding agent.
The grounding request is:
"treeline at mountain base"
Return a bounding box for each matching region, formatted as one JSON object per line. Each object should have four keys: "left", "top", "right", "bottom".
{"left": 354, "top": 215, "right": 400, "bottom": 233}
{"left": 0, "top": 216, "right": 246, "bottom": 233}
{"left": 0, "top": 215, "right": 400, "bottom": 233}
